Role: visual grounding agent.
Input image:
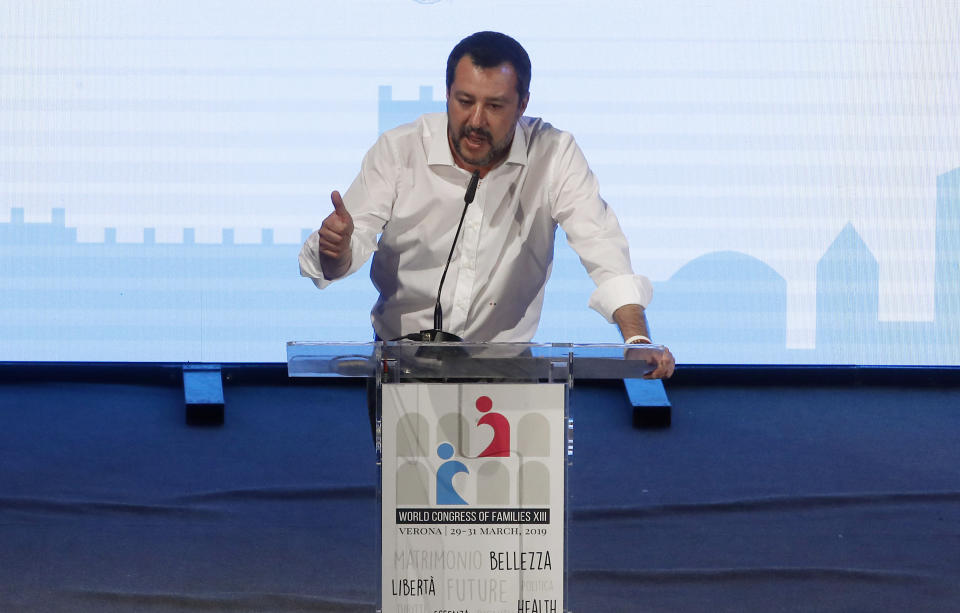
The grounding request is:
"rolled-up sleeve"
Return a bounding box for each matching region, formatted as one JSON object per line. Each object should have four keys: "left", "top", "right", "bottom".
{"left": 298, "top": 230, "right": 370, "bottom": 289}
{"left": 550, "top": 132, "right": 652, "bottom": 322}
{"left": 587, "top": 273, "right": 653, "bottom": 323}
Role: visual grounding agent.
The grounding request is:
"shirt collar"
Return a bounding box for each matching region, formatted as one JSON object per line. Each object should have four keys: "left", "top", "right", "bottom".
{"left": 428, "top": 115, "right": 528, "bottom": 170}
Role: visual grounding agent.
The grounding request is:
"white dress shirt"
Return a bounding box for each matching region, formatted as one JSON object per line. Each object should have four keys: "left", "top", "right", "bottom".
{"left": 299, "top": 113, "right": 652, "bottom": 342}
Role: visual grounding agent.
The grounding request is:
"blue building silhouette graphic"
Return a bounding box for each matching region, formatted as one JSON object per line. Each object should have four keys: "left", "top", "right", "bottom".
{"left": 378, "top": 86, "right": 444, "bottom": 134}
{"left": 0, "top": 208, "right": 378, "bottom": 361}
{"left": 0, "top": 208, "right": 76, "bottom": 245}
{"left": 0, "top": 86, "right": 958, "bottom": 364}
{"left": 935, "top": 169, "right": 960, "bottom": 331}
{"left": 816, "top": 223, "right": 879, "bottom": 363}
{"left": 646, "top": 251, "right": 787, "bottom": 364}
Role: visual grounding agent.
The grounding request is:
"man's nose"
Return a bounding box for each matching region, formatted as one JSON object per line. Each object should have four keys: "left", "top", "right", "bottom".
{"left": 468, "top": 104, "right": 486, "bottom": 127}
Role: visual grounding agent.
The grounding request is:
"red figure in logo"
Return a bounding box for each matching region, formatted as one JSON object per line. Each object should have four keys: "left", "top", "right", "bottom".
{"left": 476, "top": 395, "right": 510, "bottom": 457}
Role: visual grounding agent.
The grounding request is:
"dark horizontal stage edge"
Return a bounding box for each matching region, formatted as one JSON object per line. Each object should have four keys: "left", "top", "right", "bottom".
{"left": 2, "top": 360, "right": 960, "bottom": 387}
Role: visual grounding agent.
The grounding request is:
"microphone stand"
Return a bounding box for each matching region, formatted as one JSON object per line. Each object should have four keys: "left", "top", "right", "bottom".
{"left": 394, "top": 170, "right": 480, "bottom": 345}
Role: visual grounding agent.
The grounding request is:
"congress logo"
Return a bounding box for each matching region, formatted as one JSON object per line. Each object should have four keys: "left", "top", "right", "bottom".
{"left": 395, "top": 394, "right": 552, "bottom": 506}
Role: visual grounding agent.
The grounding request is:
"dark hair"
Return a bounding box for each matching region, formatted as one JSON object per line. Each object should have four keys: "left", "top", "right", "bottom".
{"left": 446, "top": 31, "right": 531, "bottom": 100}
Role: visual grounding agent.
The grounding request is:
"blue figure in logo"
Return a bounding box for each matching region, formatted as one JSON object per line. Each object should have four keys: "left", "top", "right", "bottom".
{"left": 436, "top": 442, "right": 469, "bottom": 505}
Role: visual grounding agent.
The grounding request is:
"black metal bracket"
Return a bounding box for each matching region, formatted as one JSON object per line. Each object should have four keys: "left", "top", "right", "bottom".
{"left": 623, "top": 378, "right": 671, "bottom": 428}
{"left": 183, "top": 364, "right": 224, "bottom": 426}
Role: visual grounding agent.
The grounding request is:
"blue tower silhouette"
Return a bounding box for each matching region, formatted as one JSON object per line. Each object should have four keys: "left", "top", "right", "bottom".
{"left": 378, "top": 85, "right": 445, "bottom": 134}
{"left": 816, "top": 223, "right": 879, "bottom": 361}
{"left": 0, "top": 208, "right": 75, "bottom": 245}
{"left": 935, "top": 168, "right": 960, "bottom": 337}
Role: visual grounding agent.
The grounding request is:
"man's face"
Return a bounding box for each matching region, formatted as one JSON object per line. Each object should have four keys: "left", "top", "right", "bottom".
{"left": 446, "top": 55, "right": 529, "bottom": 172}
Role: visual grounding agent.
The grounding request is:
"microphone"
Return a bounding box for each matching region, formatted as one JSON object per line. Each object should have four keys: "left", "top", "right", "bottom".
{"left": 463, "top": 168, "right": 480, "bottom": 207}
{"left": 394, "top": 170, "right": 480, "bottom": 343}
{"left": 433, "top": 170, "right": 480, "bottom": 332}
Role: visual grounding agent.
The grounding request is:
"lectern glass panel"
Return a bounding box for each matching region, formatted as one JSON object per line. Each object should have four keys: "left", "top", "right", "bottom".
{"left": 287, "top": 341, "right": 656, "bottom": 613}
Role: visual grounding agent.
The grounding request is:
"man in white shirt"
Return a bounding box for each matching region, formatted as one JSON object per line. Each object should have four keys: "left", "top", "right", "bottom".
{"left": 300, "top": 31, "right": 674, "bottom": 379}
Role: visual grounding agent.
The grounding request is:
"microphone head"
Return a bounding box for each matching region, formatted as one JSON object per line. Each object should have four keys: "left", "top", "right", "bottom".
{"left": 464, "top": 170, "right": 480, "bottom": 204}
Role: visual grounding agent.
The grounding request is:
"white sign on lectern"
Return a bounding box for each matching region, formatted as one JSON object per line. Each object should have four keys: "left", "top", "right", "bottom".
{"left": 381, "top": 383, "right": 565, "bottom": 613}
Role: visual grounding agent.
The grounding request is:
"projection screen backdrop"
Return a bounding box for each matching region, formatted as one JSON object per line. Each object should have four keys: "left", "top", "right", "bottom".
{"left": 2, "top": 1, "right": 959, "bottom": 364}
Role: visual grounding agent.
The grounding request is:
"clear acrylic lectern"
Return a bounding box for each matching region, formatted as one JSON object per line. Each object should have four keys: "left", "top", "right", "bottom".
{"left": 287, "top": 341, "right": 661, "bottom": 613}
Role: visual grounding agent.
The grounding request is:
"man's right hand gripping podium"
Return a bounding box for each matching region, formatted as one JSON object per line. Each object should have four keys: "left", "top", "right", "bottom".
{"left": 299, "top": 31, "right": 674, "bottom": 380}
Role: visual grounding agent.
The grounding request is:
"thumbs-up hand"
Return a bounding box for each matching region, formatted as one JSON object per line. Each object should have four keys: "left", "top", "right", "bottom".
{"left": 317, "top": 190, "right": 354, "bottom": 278}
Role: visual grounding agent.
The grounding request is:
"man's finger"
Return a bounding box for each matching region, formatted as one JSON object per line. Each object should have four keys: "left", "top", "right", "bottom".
{"left": 641, "top": 348, "right": 675, "bottom": 379}
{"left": 317, "top": 235, "right": 339, "bottom": 252}
{"left": 318, "top": 230, "right": 347, "bottom": 252}
{"left": 317, "top": 231, "right": 347, "bottom": 256}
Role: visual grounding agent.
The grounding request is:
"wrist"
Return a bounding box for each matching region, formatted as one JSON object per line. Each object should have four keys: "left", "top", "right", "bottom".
{"left": 320, "top": 252, "right": 352, "bottom": 281}
{"left": 624, "top": 334, "right": 652, "bottom": 345}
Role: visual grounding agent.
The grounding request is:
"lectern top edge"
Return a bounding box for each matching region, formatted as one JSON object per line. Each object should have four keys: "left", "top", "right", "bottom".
{"left": 286, "top": 341, "right": 660, "bottom": 380}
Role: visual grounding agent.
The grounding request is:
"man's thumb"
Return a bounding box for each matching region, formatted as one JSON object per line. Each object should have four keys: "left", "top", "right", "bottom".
{"left": 330, "top": 191, "right": 350, "bottom": 219}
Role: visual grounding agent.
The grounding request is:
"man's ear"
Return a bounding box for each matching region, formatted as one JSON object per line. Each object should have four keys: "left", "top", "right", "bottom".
{"left": 518, "top": 93, "right": 529, "bottom": 116}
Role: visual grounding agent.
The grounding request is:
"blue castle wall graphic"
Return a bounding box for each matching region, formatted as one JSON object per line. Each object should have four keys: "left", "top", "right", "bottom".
{"left": 1, "top": 86, "right": 958, "bottom": 363}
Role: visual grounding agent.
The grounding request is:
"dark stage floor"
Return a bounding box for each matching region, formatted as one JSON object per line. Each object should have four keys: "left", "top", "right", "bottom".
{"left": 1, "top": 367, "right": 958, "bottom": 612}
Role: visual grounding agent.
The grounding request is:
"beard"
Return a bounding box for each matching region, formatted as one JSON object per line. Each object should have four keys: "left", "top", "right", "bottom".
{"left": 448, "top": 123, "right": 512, "bottom": 168}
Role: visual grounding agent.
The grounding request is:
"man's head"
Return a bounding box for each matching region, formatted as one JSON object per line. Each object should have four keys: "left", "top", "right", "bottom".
{"left": 445, "top": 31, "right": 531, "bottom": 172}
{"left": 446, "top": 31, "right": 531, "bottom": 101}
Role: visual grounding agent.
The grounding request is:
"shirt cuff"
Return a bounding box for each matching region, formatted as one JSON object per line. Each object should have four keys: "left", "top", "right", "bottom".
{"left": 299, "top": 229, "right": 371, "bottom": 289}
{"left": 587, "top": 274, "right": 653, "bottom": 323}
{"left": 298, "top": 230, "right": 336, "bottom": 289}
